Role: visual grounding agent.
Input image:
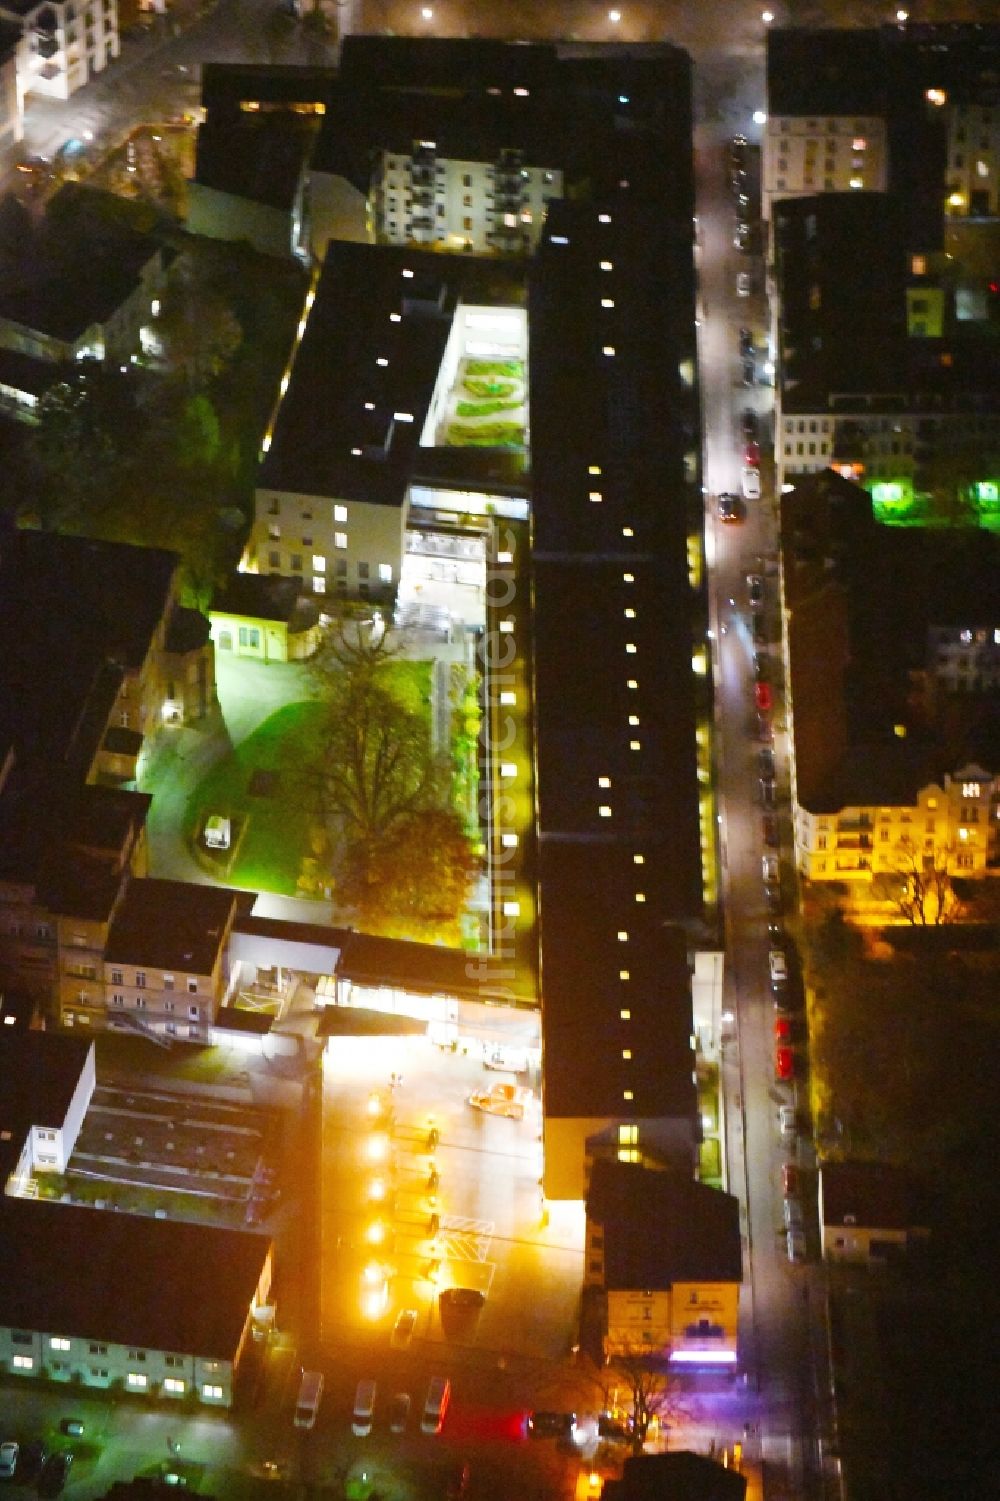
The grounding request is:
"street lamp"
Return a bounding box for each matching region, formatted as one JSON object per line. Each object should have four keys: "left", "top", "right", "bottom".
{"left": 608, "top": 8, "right": 622, "bottom": 23}
{"left": 896, "top": 7, "right": 908, "bottom": 22}
{"left": 761, "top": 9, "right": 774, "bottom": 22}
{"left": 421, "top": 6, "right": 433, "bottom": 19}
{"left": 753, "top": 109, "right": 767, "bottom": 126}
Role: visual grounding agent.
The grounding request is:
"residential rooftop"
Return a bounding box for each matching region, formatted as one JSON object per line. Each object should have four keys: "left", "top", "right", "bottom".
{"left": 259, "top": 241, "right": 524, "bottom": 506}
{"left": 105, "top": 879, "right": 237, "bottom": 976}
{"left": 587, "top": 1160, "right": 743, "bottom": 1288}
{"left": 0, "top": 1197, "right": 271, "bottom": 1359}
{"left": 819, "top": 1159, "right": 919, "bottom": 1231}
{"left": 539, "top": 872, "right": 696, "bottom": 1123}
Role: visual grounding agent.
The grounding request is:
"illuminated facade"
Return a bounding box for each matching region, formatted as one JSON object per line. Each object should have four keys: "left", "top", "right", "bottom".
{"left": 794, "top": 767, "right": 1000, "bottom": 883}
{"left": 0, "top": 0, "right": 120, "bottom": 103}
{"left": 763, "top": 113, "right": 887, "bottom": 220}
{"left": 585, "top": 1161, "right": 741, "bottom": 1366}
{"left": 0, "top": 1199, "right": 272, "bottom": 1407}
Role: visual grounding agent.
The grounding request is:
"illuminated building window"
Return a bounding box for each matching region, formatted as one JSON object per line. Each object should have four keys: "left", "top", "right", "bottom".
{"left": 501, "top": 833, "right": 518, "bottom": 847}
{"left": 623, "top": 1089, "right": 634, "bottom": 1101}
{"left": 619, "top": 969, "right": 630, "bottom": 980}
{"left": 620, "top": 1009, "right": 631, "bottom": 1020}
{"left": 499, "top": 619, "right": 515, "bottom": 633}
{"left": 503, "top": 901, "right": 520, "bottom": 916}
{"left": 625, "top": 607, "right": 635, "bottom": 619}
{"left": 600, "top": 260, "right": 613, "bottom": 271}
{"left": 602, "top": 345, "right": 616, "bottom": 356}
{"left": 627, "top": 679, "right": 638, "bottom": 689}
{"left": 630, "top": 740, "right": 641, "bottom": 750}
{"left": 602, "top": 297, "right": 615, "bottom": 308}
{"left": 635, "top": 893, "right": 646, "bottom": 903}
{"left": 589, "top": 464, "right": 602, "bottom": 475}
{"left": 622, "top": 526, "right": 634, "bottom": 537}
{"left": 622, "top": 1049, "right": 632, "bottom": 1060}
{"left": 589, "top": 490, "right": 603, "bottom": 502}
{"left": 599, "top": 776, "right": 611, "bottom": 787}
{"left": 599, "top": 805, "right": 612, "bottom": 817}
{"left": 127, "top": 1372, "right": 148, "bottom": 1389}
{"left": 619, "top": 1124, "right": 638, "bottom": 1145}
{"left": 335, "top": 532, "right": 347, "bottom": 549}
{"left": 629, "top": 714, "right": 640, "bottom": 726}
{"left": 617, "top": 931, "right": 629, "bottom": 942}
{"left": 634, "top": 854, "right": 644, "bottom": 865}
{"left": 623, "top": 572, "right": 634, "bottom": 583}
{"left": 625, "top": 643, "right": 637, "bottom": 654}
{"left": 164, "top": 1378, "right": 185, "bottom": 1394}
{"left": 203, "top": 1384, "right": 223, "bottom": 1400}
{"left": 500, "top": 763, "right": 517, "bottom": 778}
{"left": 499, "top": 691, "right": 516, "bottom": 705}
{"left": 50, "top": 1337, "right": 70, "bottom": 1351}
{"left": 12, "top": 1356, "right": 33, "bottom": 1370}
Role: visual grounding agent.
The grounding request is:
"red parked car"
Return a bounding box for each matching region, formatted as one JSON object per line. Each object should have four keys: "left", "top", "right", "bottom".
{"left": 775, "top": 1015, "right": 792, "bottom": 1041}
{"left": 745, "top": 441, "right": 761, "bottom": 467}
{"left": 755, "top": 680, "right": 773, "bottom": 713}
{"left": 775, "top": 1045, "right": 794, "bottom": 1081}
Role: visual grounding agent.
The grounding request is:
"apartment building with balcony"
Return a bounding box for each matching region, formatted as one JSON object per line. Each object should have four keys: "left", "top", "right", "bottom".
{"left": 780, "top": 470, "right": 1000, "bottom": 883}
{"left": 370, "top": 142, "right": 562, "bottom": 257}
{"left": 771, "top": 191, "right": 1000, "bottom": 499}
{"left": 0, "top": 183, "right": 169, "bottom": 406}
{"left": 0, "top": 0, "right": 119, "bottom": 102}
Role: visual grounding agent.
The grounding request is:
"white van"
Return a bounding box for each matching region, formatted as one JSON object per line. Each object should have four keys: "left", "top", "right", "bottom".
{"left": 421, "top": 1374, "right": 451, "bottom": 1434}
{"left": 352, "top": 1378, "right": 376, "bottom": 1436}
{"left": 293, "top": 1369, "right": 324, "bottom": 1430}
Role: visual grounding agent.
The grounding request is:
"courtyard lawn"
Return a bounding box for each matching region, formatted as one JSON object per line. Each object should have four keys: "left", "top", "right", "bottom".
{"left": 186, "top": 700, "right": 327, "bottom": 897}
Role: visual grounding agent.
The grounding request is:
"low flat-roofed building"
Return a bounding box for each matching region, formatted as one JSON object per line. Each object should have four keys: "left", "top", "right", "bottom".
{"left": 585, "top": 1160, "right": 742, "bottom": 1366}
{"left": 0, "top": 1030, "right": 94, "bottom": 1190}
{"left": 210, "top": 573, "right": 320, "bottom": 664}
{"left": 0, "top": 1197, "right": 272, "bottom": 1406}
{"left": 188, "top": 112, "right": 320, "bottom": 259}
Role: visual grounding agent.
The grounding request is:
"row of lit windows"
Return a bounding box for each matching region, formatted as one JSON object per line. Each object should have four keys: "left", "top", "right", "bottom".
{"left": 109, "top": 969, "right": 198, "bottom": 992}
{"left": 266, "top": 500, "right": 348, "bottom": 523}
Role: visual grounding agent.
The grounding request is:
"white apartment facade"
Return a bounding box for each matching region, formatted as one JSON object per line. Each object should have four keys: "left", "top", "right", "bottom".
{"left": 0, "top": 1325, "right": 236, "bottom": 1405}
{"left": 372, "top": 145, "right": 563, "bottom": 256}
{"left": 1, "top": 0, "right": 119, "bottom": 103}
{"left": 793, "top": 765, "right": 999, "bottom": 883}
{"left": 252, "top": 486, "right": 406, "bottom": 605}
{"left": 762, "top": 113, "right": 887, "bottom": 222}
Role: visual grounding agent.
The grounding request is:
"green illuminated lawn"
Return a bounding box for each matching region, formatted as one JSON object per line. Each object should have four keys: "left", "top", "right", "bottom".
{"left": 186, "top": 665, "right": 434, "bottom": 899}
{"left": 186, "top": 700, "right": 327, "bottom": 896}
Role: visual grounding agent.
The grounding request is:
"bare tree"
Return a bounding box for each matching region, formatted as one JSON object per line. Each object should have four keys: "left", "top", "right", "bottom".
{"left": 888, "top": 839, "right": 964, "bottom": 926}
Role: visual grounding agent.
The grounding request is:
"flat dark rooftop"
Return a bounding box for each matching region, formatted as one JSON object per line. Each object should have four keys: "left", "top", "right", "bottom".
{"left": 0, "top": 1198, "right": 271, "bottom": 1359}
{"left": 105, "top": 878, "right": 237, "bottom": 976}
{"left": 200, "top": 61, "right": 336, "bottom": 113}
{"left": 587, "top": 1160, "right": 742, "bottom": 1287}
{"left": 0, "top": 1032, "right": 92, "bottom": 1180}
{"left": 821, "top": 1160, "right": 915, "bottom": 1230}
{"left": 194, "top": 115, "right": 316, "bottom": 212}
{"left": 767, "top": 28, "right": 887, "bottom": 116}
{"left": 259, "top": 241, "right": 522, "bottom": 506}
{"left": 212, "top": 573, "right": 319, "bottom": 627}
{"left": 539, "top": 857, "right": 695, "bottom": 1122}
{"left": 0, "top": 347, "right": 66, "bottom": 397}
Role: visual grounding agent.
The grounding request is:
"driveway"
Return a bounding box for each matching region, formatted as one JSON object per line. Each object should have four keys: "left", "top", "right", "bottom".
{"left": 140, "top": 654, "right": 313, "bottom": 886}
